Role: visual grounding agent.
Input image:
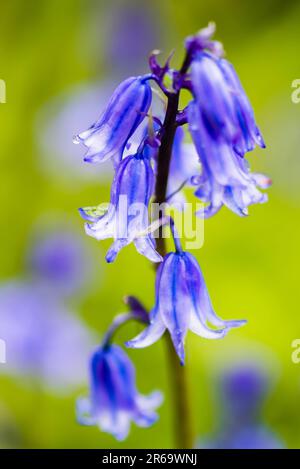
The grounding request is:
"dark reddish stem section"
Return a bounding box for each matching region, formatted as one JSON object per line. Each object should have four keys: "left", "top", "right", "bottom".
{"left": 153, "top": 54, "right": 194, "bottom": 449}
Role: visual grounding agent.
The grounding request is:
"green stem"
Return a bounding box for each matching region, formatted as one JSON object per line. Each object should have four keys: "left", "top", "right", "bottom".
{"left": 154, "top": 92, "right": 194, "bottom": 449}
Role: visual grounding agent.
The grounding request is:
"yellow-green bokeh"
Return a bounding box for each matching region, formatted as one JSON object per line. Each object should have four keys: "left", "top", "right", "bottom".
{"left": 0, "top": 0, "right": 300, "bottom": 448}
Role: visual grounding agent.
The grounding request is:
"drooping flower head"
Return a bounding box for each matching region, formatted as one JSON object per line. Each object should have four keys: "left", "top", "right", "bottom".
{"left": 76, "top": 343, "right": 163, "bottom": 441}
{"left": 74, "top": 76, "right": 152, "bottom": 164}
{"left": 220, "top": 364, "right": 268, "bottom": 420}
{"left": 200, "top": 363, "right": 284, "bottom": 449}
{"left": 192, "top": 55, "right": 264, "bottom": 152}
{"left": 127, "top": 223, "right": 245, "bottom": 364}
{"left": 28, "top": 229, "right": 92, "bottom": 297}
{"left": 80, "top": 146, "right": 162, "bottom": 263}
{"left": 188, "top": 101, "right": 271, "bottom": 217}
{"left": 189, "top": 40, "right": 265, "bottom": 154}
{"left": 179, "top": 26, "right": 271, "bottom": 217}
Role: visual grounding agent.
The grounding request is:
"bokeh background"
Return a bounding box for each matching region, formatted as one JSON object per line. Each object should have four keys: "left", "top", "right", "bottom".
{"left": 0, "top": 0, "right": 300, "bottom": 449}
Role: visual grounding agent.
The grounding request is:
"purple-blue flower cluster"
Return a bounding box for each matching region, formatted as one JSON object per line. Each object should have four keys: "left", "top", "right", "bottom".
{"left": 75, "top": 23, "right": 270, "bottom": 442}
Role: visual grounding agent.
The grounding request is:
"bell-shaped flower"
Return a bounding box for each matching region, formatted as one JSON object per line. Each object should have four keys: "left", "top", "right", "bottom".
{"left": 201, "top": 364, "right": 284, "bottom": 449}
{"left": 188, "top": 101, "right": 271, "bottom": 218}
{"left": 190, "top": 52, "right": 265, "bottom": 155}
{"left": 76, "top": 344, "right": 163, "bottom": 441}
{"left": 80, "top": 150, "right": 162, "bottom": 263}
{"left": 127, "top": 233, "right": 245, "bottom": 364}
{"left": 74, "top": 76, "right": 152, "bottom": 164}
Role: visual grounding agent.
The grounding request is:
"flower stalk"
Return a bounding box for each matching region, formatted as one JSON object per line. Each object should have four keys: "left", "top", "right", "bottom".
{"left": 153, "top": 82, "right": 194, "bottom": 449}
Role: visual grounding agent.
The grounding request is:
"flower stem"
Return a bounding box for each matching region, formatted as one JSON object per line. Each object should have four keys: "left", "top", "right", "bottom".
{"left": 154, "top": 92, "right": 194, "bottom": 449}
{"left": 102, "top": 298, "right": 149, "bottom": 348}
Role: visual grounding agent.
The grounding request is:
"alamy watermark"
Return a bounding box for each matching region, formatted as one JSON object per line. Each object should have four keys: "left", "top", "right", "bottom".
{"left": 0, "top": 339, "right": 6, "bottom": 364}
{"left": 291, "top": 339, "right": 300, "bottom": 363}
{"left": 0, "top": 79, "right": 6, "bottom": 103}
{"left": 87, "top": 197, "right": 205, "bottom": 250}
{"left": 291, "top": 79, "right": 300, "bottom": 104}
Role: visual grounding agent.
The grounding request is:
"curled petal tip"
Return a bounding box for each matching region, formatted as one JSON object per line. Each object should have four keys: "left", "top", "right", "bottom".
{"left": 225, "top": 319, "right": 247, "bottom": 330}
{"left": 150, "top": 49, "right": 161, "bottom": 56}
{"left": 105, "top": 243, "right": 122, "bottom": 263}
{"left": 73, "top": 134, "right": 81, "bottom": 144}
{"left": 83, "top": 156, "right": 93, "bottom": 163}
{"left": 200, "top": 21, "right": 216, "bottom": 38}
{"left": 105, "top": 253, "right": 117, "bottom": 264}
{"left": 78, "top": 208, "right": 94, "bottom": 222}
{"left": 124, "top": 340, "right": 133, "bottom": 348}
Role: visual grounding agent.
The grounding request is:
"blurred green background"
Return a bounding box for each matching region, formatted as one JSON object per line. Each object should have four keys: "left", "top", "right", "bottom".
{"left": 0, "top": 0, "right": 300, "bottom": 449}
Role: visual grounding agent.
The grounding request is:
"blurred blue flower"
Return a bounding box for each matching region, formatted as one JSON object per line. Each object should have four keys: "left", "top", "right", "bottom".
{"left": 28, "top": 229, "right": 92, "bottom": 298}
{"left": 202, "top": 364, "right": 284, "bottom": 449}
{"left": 188, "top": 101, "right": 271, "bottom": 217}
{"left": 37, "top": 83, "right": 115, "bottom": 184}
{"left": 80, "top": 150, "right": 162, "bottom": 264}
{"left": 221, "top": 364, "right": 268, "bottom": 418}
{"left": 104, "top": 2, "right": 160, "bottom": 76}
{"left": 0, "top": 281, "right": 93, "bottom": 392}
{"left": 76, "top": 343, "right": 163, "bottom": 441}
{"left": 127, "top": 249, "right": 245, "bottom": 364}
{"left": 74, "top": 76, "right": 152, "bottom": 164}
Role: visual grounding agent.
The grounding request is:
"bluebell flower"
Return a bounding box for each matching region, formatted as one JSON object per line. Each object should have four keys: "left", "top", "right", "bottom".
{"left": 80, "top": 150, "right": 162, "bottom": 263}
{"left": 188, "top": 101, "right": 271, "bottom": 217}
{"left": 0, "top": 281, "right": 93, "bottom": 392}
{"left": 74, "top": 76, "right": 152, "bottom": 164}
{"left": 200, "top": 363, "right": 284, "bottom": 449}
{"left": 190, "top": 52, "right": 265, "bottom": 154}
{"left": 106, "top": 3, "right": 160, "bottom": 76}
{"left": 127, "top": 248, "right": 245, "bottom": 364}
{"left": 76, "top": 344, "right": 163, "bottom": 441}
{"left": 202, "top": 425, "right": 284, "bottom": 450}
{"left": 28, "top": 229, "right": 92, "bottom": 298}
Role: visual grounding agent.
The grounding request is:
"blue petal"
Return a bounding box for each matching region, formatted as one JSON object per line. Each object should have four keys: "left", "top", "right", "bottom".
{"left": 156, "top": 253, "right": 192, "bottom": 363}
{"left": 184, "top": 252, "right": 246, "bottom": 330}
{"left": 134, "top": 236, "right": 163, "bottom": 263}
{"left": 126, "top": 316, "right": 165, "bottom": 349}
{"left": 191, "top": 53, "right": 238, "bottom": 142}
{"left": 75, "top": 76, "right": 152, "bottom": 163}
